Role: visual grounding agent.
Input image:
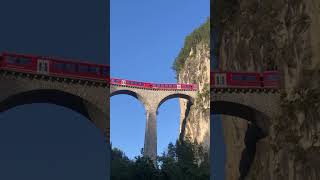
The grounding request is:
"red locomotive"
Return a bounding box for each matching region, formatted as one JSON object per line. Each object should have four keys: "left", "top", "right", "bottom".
{"left": 0, "top": 52, "right": 109, "bottom": 81}
{"left": 211, "top": 71, "right": 279, "bottom": 89}
{"left": 110, "top": 78, "right": 197, "bottom": 91}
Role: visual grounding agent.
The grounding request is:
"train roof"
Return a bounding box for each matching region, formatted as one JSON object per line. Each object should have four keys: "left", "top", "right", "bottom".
{"left": 1, "top": 52, "right": 109, "bottom": 67}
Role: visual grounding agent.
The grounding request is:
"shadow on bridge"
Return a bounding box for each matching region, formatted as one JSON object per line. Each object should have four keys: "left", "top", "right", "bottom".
{"left": 211, "top": 101, "right": 270, "bottom": 180}
{"left": 0, "top": 89, "right": 107, "bottom": 133}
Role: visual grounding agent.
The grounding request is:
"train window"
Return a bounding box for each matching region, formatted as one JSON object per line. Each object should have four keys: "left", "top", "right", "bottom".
{"left": 232, "top": 75, "right": 242, "bottom": 81}
{"left": 65, "top": 64, "right": 76, "bottom": 72}
{"left": 18, "top": 57, "right": 31, "bottom": 64}
{"left": 246, "top": 76, "right": 257, "bottom": 81}
{"left": 54, "top": 63, "right": 65, "bottom": 71}
{"left": 266, "top": 75, "right": 279, "bottom": 81}
{"left": 216, "top": 76, "right": 220, "bottom": 84}
{"left": 78, "top": 65, "right": 89, "bottom": 72}
{"left": 221, "top": 76, "right": 225, "bottom": 84}
{"left": 6, "top": 56, "right": 17, "bottom": 64}
{"left": 102, "top": 67, "right": 108, "bottom": 77}
{"left": 88, "top": 66, "right": 100, "bottom": 74}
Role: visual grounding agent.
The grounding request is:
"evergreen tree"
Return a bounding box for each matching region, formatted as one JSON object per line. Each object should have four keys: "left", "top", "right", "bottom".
{"left": 111, "top": 138, "right": 210, "bottom": 180}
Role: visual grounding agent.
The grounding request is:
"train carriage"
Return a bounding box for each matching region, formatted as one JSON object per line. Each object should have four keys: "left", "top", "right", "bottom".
{"left": 263, "top": 71, "right": 280, "bottom": 88}
{"left": 211, "top": 71, "right": 279, "bottom": 89}
{"left": 109, "top": 77, "right": 197, "bottom": 91}
{"left": 0, "top": 52, "right": 109, "bottom": 81}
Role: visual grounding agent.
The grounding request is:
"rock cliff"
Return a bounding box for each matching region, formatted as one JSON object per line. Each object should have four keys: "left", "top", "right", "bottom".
{"left": 173, "top": 20, "right": 210, "bottom": 149}
{"left": 214, "top": 0, "right": 320, "bottom": 179}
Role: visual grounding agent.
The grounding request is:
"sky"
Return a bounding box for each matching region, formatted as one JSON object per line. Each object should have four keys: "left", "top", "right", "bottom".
{"left": 212, "top": 115, "right": 226, "bottom": 180}
{"left": 110, "top": 0, "right": 210, "bottom": 159}
{"left": 0, "top": 0, "right": 108, "bottom": 179}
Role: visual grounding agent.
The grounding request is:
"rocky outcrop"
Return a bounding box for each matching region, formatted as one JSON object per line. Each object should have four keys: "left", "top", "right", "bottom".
{"left": 178, "top": 42, "right": 210, "bottom": 147}
{"left": 214, "top": 0, "right": 320, "bottom": 179}
{"left": 173, "top": 20, "right": 210, "bottom": 148}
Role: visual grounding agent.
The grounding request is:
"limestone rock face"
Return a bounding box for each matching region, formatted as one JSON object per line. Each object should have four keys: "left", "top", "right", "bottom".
{"left": 214, "top": 0, "right": 320, "bottom": 179}
{"left": 221, "top": 116, "right": 248, "bottom": 180}
{"left": 178, "top": 42, "right": 210, "bottom": 149}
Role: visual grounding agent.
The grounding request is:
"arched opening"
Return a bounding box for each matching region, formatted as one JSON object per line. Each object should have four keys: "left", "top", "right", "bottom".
{"left": 110, "top": 90, "right": 146, "bottom": 159}
{"left": 0, "top": 89, "right": 106, "bottom": 132}
{"left": 0, "top": 103, "right": 107, "bottom": 180}
{"left": 157, "top": 94, "right": 194, "bottom": 155}
{"left": 211, "top": 101, "right": 270, "bottom": 180}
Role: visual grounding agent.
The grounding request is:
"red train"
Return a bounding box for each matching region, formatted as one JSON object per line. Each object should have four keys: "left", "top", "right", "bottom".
{"left": 0, "top": 52, "right": 109, "bottom": 81}
{"left": 110, "top": 78, "right": 198, "bottom": 91}
{"left": 211, "top": 71, "right": 280, "bottom": 89}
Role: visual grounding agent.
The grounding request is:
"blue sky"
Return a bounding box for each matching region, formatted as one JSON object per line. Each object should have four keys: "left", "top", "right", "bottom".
{"left": 110, "top": 0, "right": 209, "bottom": 159}
{"left": 0, "top": 0, "right": 108, "bottom": 179}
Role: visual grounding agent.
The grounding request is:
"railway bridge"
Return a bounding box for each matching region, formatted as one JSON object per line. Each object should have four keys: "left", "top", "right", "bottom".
{"left": 211, "top": 88, "right": 280, "bottom": 135}
{"left": 110, "top": 81, "right": 197, "bottom": 160}
{"left": 210, "top": 85, "right": 281, "bottom": 179}
{"left": 0, "top": 69, "right": 110, "bottom": 141}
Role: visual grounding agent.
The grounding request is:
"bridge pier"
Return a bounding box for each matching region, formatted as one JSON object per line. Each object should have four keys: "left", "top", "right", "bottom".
{"left": 143, "top": 106, "right": 157, "bottom": 161}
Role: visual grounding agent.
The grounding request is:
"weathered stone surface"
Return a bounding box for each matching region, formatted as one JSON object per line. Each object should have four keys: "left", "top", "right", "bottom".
{"left": 178, "top": 42, "right": 210, "bottom": 148}
{"left": 214, "top": 0, "right": 320, "bottom": 179}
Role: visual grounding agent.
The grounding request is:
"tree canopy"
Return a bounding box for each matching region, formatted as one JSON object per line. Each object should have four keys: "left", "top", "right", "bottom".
{"left": 172, "top": 18, "right": 210, "bottom": 76}
{"left": 111, "top": 138, "right": 210, "bottom": 180}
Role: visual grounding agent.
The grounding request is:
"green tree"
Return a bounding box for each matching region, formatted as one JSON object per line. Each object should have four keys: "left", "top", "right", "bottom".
{"left": 111, "top": 139, "right": 210, "bottom": 180}
{"left": 111, "top": 147, "right": 134, "bottom": 180}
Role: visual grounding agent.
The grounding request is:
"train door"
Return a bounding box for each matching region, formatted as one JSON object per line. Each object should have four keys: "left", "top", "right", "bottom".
{"left": 260, "top": 74, "right": 264, "bottom": 87}
{"left": 121, "top": 80, "right": 126, "bottom": 86}
{"left": 215, "top": 73, "right": 226, "bottom": 87}
{"left": 37, "top": 59, "right": 49, "bottom": 74}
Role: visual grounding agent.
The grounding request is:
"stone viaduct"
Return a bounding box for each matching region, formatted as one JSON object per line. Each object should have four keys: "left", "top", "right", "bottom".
{"left": 0, "top": 62, "right": 282, "bottom": 179}
{"left": 211, "top": 87, "right": 281, "bottom": 179}
{"left": 110, "top": 82, "right": 197, "bottom": 160}
{"left": 0, "top": 69, "right": 110, "bottom": 142}
{"left": 0, "top": 68, "right": 110, "bottom": 179}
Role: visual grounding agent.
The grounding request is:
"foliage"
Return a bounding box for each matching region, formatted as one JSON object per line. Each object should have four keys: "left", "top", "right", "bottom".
{"left": 172, "top": 18, "right": 210, "bottom": 76}
{"left": 111, "top": 138, "right": 210, "bottom": 180}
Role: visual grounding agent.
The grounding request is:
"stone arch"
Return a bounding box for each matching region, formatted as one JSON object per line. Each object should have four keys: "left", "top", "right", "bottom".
{"left": 211, "top": 100, "right": 271, "bottom": 180}
{"left": 212, "top": 101, "right": 270, "bottom": 135}
{"left": 110, "top": 90, "right": 147, "bottom": 110}
{"left": 156, "top": 93, "right": 195, "bottom": 112}
{"left": 0, "top": 89, "right": 106, "bottom": 131}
